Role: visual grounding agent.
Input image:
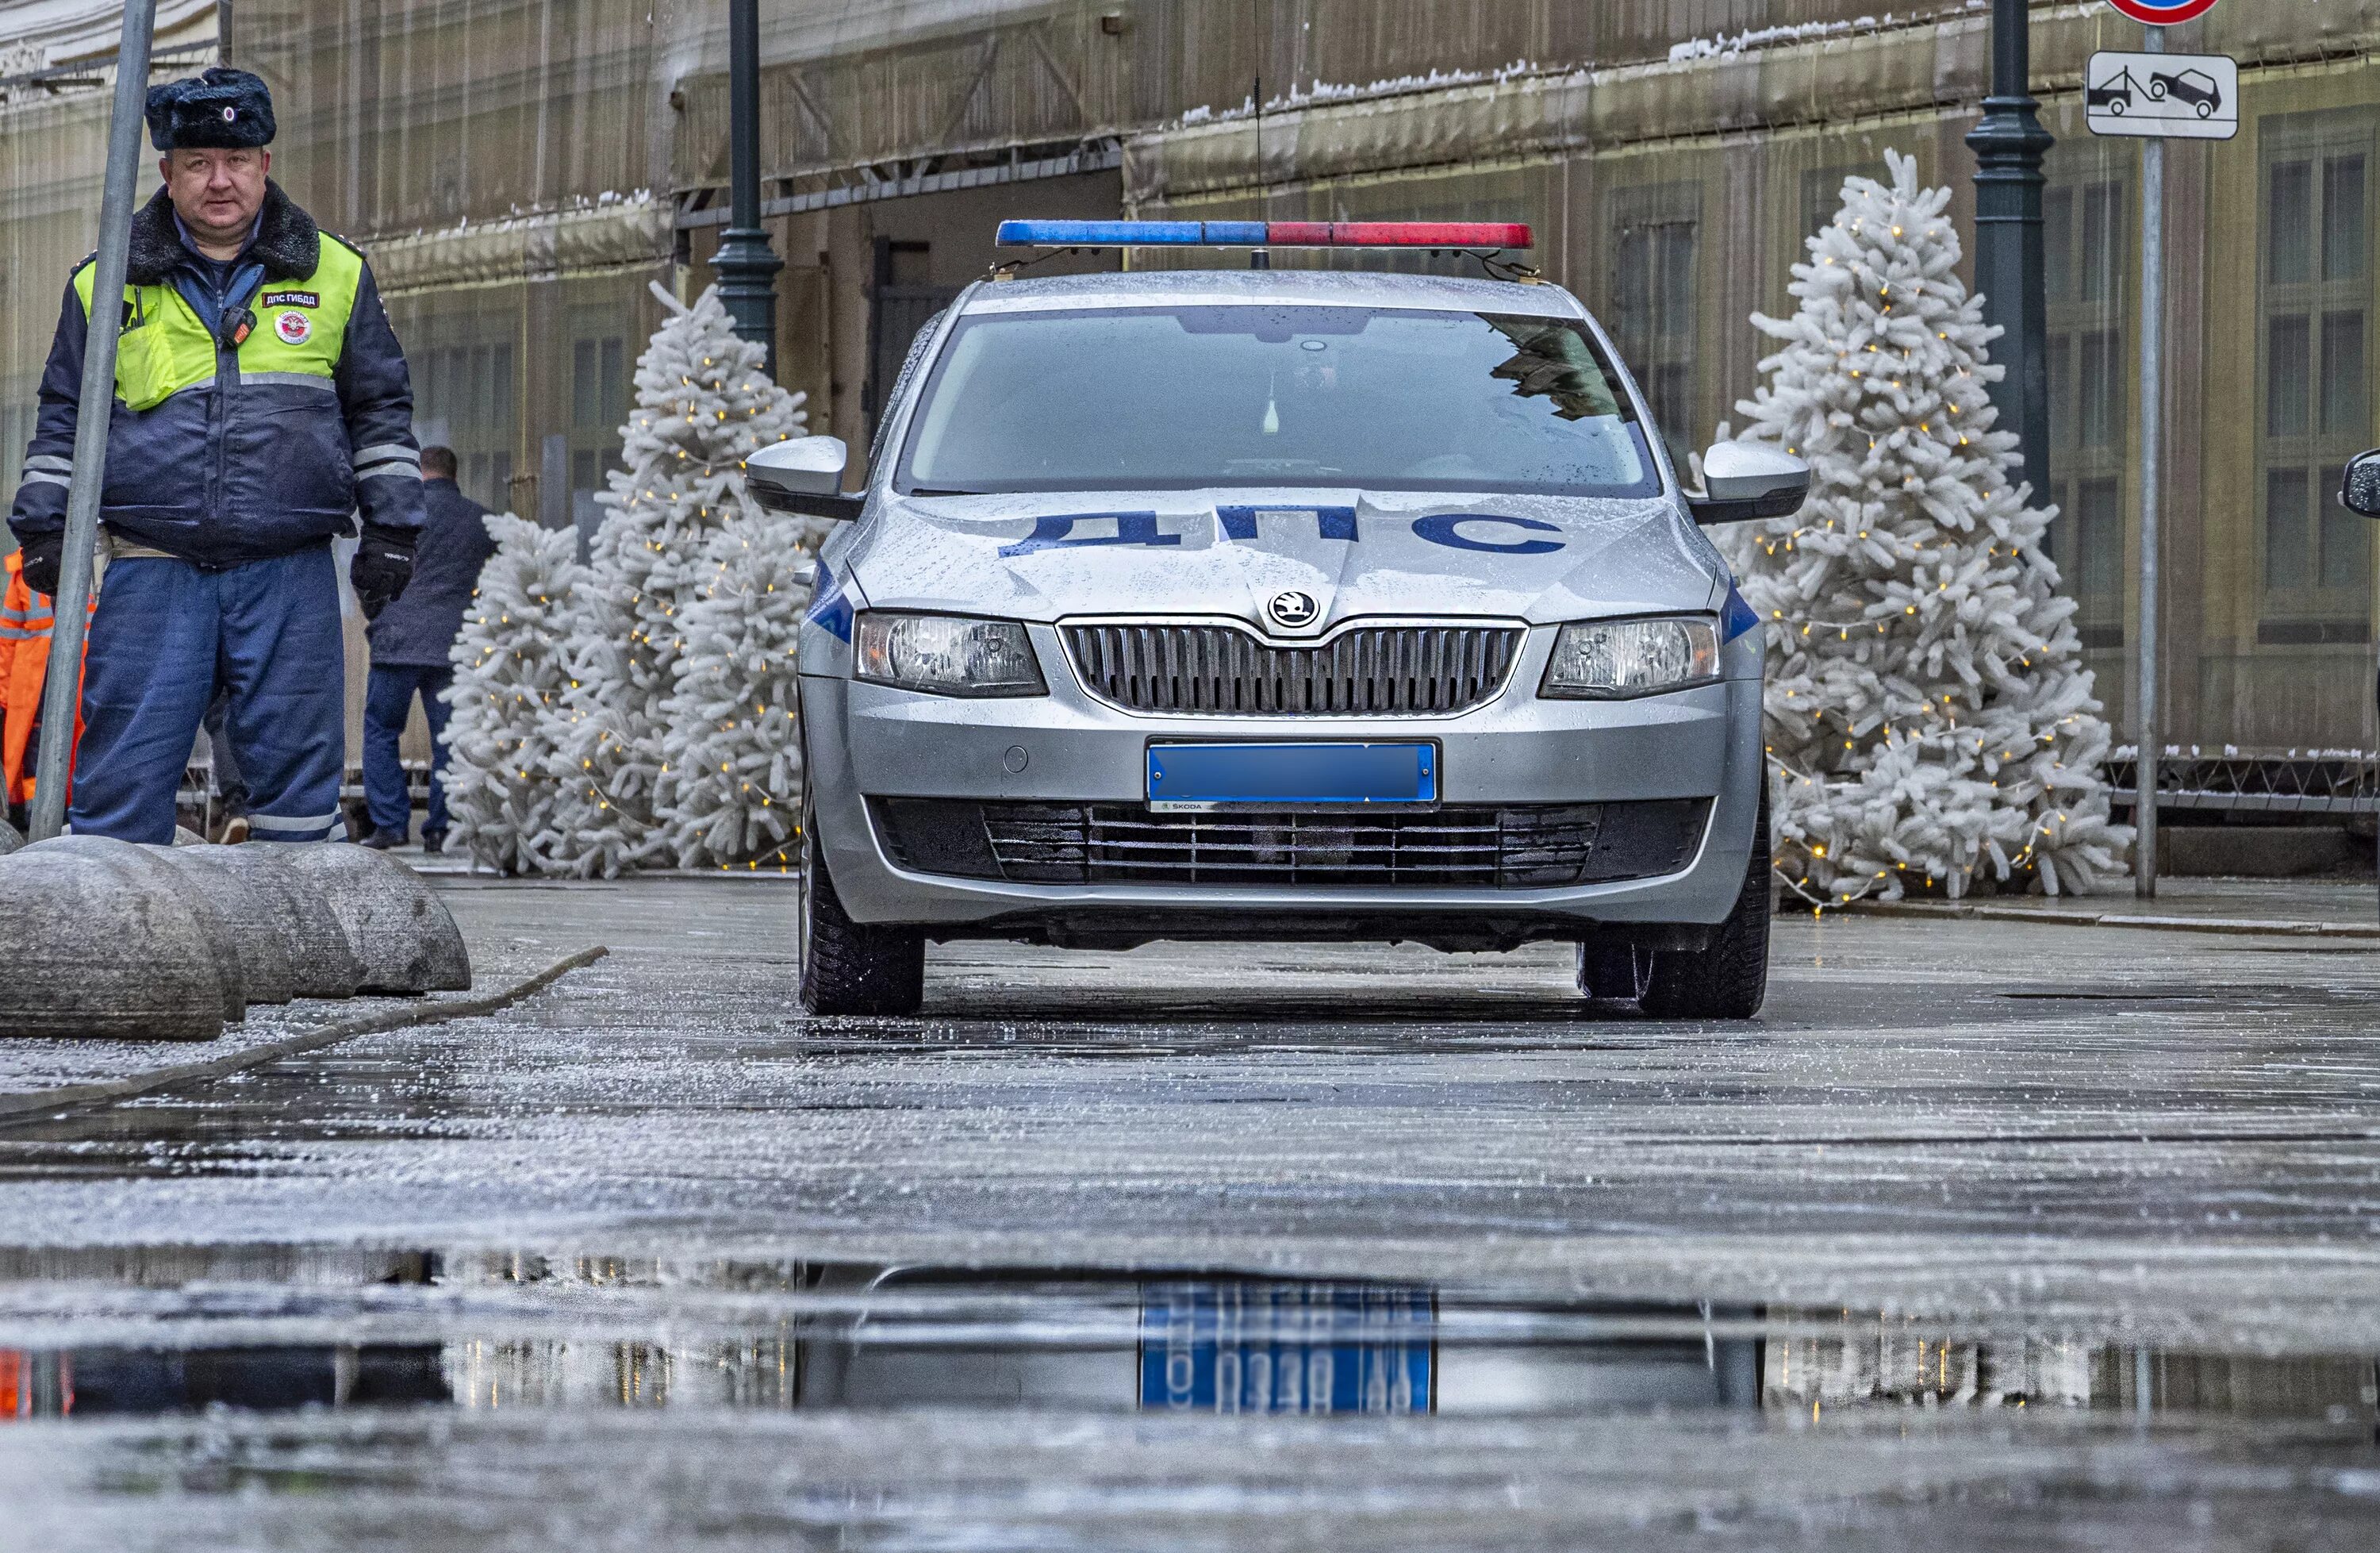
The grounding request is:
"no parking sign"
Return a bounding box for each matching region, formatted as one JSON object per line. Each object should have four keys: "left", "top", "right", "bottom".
{"left": 2102, "top": 0, "right": 2221, "bottom": 22}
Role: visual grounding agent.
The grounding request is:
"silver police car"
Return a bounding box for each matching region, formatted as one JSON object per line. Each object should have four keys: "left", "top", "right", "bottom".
{"left": 750, "top": 221, "right": 1809, "bottom": 1021}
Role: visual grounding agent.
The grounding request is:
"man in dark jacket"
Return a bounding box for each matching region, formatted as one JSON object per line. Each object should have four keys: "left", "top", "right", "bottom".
{"left": 6, "top": 67, "right": 421, "bottom": 844}
{"left": 359, "top": 447, "right": 493, "bottom": 851}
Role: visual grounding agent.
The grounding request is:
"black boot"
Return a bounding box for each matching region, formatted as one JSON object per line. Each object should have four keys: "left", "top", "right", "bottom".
{"left": 359, "top": 828, "right": 408, "bottom": 850}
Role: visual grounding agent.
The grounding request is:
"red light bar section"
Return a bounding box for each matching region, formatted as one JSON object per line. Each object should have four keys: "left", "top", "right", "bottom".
{"left": 1266, "top": 221, "right": 1534, "bottom": 248}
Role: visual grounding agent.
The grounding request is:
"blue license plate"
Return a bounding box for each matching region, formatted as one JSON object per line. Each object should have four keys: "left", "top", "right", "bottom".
{"left": 1139, "top": 1282, "right": 1434, "bottom": 1415}
{"left": 1146, "top": 742, "right": 1437, "bottom": 810}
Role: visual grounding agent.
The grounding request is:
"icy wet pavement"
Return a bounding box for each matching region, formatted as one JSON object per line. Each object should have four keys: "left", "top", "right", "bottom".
{"left": 1, "top": 878, "right": 2378, "bottom": 1546}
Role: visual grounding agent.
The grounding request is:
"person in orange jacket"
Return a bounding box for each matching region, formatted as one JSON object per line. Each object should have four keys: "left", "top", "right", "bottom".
{"left": 0, "top": 545, "right": 85, "bottom": 828}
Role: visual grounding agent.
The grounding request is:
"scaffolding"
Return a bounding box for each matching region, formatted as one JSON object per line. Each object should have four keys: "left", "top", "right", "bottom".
{"left": 0, "top": 0, "right": 2377, "bottom": 775}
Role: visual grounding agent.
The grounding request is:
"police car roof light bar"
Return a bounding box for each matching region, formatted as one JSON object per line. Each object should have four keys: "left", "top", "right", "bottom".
{"left": 995, "top": 219, "right": 1534, "bottom": 250}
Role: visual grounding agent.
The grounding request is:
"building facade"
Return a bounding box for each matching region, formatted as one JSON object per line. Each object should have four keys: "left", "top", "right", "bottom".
{"left": 1, "top": 0, "right": 2375, "bottom": 761}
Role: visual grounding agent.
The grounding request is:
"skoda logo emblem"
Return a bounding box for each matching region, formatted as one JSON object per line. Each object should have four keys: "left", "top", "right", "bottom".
{"left": 1267, "top": 590, "right": 1320, "bottom": 630}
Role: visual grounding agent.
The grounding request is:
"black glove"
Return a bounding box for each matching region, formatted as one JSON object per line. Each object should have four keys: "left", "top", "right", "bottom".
{"left": 351, "top": 525, "right": 416, "bottom": 622}
{"left": 17, "top": 532, "right": 61, "bottom": 598}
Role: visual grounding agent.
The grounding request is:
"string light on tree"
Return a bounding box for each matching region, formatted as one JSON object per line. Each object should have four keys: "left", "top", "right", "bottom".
{"left": 444, "top": 282, "right": 812, "bottom": 878}
{"left": 1722, "top": 150, "right": 2131, "bottom": 903}
{"left": 440, "top": 513, "right": 584, "bottom": 874}
{"left": 656, "top": 513, "right": 827, "bottom": 871}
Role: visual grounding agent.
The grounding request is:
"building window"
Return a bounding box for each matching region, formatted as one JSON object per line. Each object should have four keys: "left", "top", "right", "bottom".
{"left": 413, "top": 336, "right": 516, "bottom": 510}
{"left": 1798, "top": 163, "right": 1876, "bottom": 256}
{"left": 866, "top": 238, "right": 962, "bottom": 448}
{"left": 568, "top": 315, "right": 628, "bottom": 548}
{"left": 2259, "top": 115, "right": 2372, "bottom": 644}
{"left": 1608, "top": 184, "right": 1702, "bottom": 469}
{"left": 2044, "top": 175, "right": 2129, "bottom": 651}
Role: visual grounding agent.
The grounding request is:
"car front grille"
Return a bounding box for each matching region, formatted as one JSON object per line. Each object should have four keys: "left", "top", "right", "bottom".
{"left": 1061, "top": 621, "right": 1524, "bottom": 717}
{"left": 872, "top": 798, "right": 1711, "bottom": 890}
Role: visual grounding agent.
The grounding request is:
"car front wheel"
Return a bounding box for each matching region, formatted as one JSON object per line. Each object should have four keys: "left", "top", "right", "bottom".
{"left": 797, "top": 782, "right": 926, "bottom": 1017}
{"left": 1638, "top": 785, "right": 1772, "bottom": 1021}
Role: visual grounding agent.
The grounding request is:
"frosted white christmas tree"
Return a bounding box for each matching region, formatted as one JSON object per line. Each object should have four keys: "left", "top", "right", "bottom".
{"left": 535, "top": 282, "right": 808, "bottom": 878}
{"left": 1724, "top": 150, "right": 2130, "bottom": 901}
{"left": 656, "top": 513, "right": 826, "bottom": 871}
{"left": 440, "top": 513, "right": 583, "bottom": 875}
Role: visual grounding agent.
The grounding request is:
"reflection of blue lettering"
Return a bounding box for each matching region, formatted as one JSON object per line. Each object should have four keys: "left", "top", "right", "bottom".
{"left": 999, "top": 511, "right": 1184, "bottom": 556}
{"left": 1411, "top": 513, "right": 1565, "bottom": 555}
{"left": 805, "top": 565, "right": 853, "bottom": 642}
{"left": 1217, "top": 505, "right": 1359, "bottom": 543}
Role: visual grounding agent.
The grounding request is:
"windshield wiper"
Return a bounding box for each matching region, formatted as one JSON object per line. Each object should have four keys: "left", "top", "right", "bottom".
{"left": 907, "top": 486, "right": 987, "bottom": 497}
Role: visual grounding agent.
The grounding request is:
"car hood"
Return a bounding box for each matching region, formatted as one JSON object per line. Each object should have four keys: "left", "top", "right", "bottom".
{"left": 838, "top": 489, "right": 1728, "bottom": 629}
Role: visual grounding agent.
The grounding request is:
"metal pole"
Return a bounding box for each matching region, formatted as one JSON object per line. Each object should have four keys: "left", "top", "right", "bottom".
{"left": 29, "top": 0, "right": 157, "bottom": 842}
{"left": 2136, "top": 28, "right": 2164, "bottom": 900}
{"left": 1966, "top": 0, "right": 2055, "bottom": 503}
{"left": 711, "top": 0, "right": 783, "bottom": 377}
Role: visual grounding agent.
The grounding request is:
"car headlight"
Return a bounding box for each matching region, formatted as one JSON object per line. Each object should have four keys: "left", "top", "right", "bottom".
{"left": 855, "top": 611, "right": 1047, "bottom": 698}
{"left": 1540, "top": 616, "right": 1722, "bottom": 700}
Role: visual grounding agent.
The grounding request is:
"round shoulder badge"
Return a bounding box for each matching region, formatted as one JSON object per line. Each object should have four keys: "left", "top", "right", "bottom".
{"left": 274, "top": 309, "right": 313, "bottom": 346}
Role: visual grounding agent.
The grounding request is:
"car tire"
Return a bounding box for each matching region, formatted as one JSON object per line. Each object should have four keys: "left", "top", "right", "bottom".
{"left": 1639, "top": 785, "right": 1771, "bottom": 1021}
{"left": 797, "top": 781, "right": 926, "bottom": 1018}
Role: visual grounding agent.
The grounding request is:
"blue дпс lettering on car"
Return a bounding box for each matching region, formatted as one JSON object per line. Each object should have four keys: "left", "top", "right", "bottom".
{"left": 747, "top": 219, "right": 1811, "bottom": 1021}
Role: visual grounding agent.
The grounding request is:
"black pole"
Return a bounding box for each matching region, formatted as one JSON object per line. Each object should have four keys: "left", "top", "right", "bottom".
{"left": 1965, "top": 0, "right": 2053, "bottom": 500}
{"left": 712, "top": 0, "right": 783, "bottom": 376}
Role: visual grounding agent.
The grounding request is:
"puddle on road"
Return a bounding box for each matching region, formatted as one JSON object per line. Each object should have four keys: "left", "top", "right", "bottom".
{"left": 2, "top": 1254, "right": 2374, "bottom": 1428}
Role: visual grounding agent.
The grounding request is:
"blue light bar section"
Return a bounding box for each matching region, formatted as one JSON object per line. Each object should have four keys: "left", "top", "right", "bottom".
{"left": 997, "top": 220, "right": 1209, "bottom": 246}
{"left": 998, "top": 220, "right": 1286, "bottom": 247}
{"left": 995, "top": 219, "right": 1536, "bottom": 250}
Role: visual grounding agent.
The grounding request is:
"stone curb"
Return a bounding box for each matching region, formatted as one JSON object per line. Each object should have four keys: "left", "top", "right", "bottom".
{"left": 1847, "top": 901, "right": 2380, "bottom": 939}
{"left": 0, "top": 945, "right": 610, "bottom": 1122}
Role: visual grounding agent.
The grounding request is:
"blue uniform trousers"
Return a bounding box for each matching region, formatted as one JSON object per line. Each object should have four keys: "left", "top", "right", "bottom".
{"left": 71, "top": 548, "right": 345, "bottom": 844}
{"left": 363, "top": 663, "right": 454, "bottom": 839}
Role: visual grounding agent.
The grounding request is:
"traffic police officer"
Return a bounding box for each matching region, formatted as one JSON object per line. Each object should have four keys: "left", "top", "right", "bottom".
{"left": 6, "top": 67, "right": 422, "bottom": 844}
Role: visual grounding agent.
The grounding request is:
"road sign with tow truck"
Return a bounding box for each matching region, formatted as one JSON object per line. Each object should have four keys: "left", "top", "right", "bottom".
{"left": 2085, "top": 50, "right": 2239, "bottom": 140}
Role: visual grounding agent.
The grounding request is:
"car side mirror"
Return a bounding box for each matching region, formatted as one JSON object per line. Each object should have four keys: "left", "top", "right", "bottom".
{"left": 746, "top": 436, "right": 863, "bottom": 521}
{"left": 2341, "top": 450, "right": 2380, "bottom": 518}
{"left": 1688, "top": 441, "right": 1811, "bottom": 526}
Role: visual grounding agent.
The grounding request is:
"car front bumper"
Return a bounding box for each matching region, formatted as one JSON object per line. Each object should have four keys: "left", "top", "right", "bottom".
{"left": 801, "top": 623, "right": 1764, "bottom": 944}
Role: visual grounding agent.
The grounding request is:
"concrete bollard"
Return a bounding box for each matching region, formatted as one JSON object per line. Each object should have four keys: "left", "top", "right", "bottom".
{"left": 0, "top": 817, "right": 21, "bottom": 855}
{"left": 0, "top": 848, "right": 226, "bottom": 1041}
{"left": 279, "top": 845, "right": 471, "bottom": 994}
{"left": 142, "top": 845, "right": 298, "bottom": 1005}
{"left": 27, "top": 836, "right": 248, "bottom": 1024}
{"left": 168, "top": 845, "right": 364, "bottom": 1000}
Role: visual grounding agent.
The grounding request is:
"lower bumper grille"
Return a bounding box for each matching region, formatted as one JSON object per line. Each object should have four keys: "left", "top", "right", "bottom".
{"left": 872, "top": 798, "right": 1711, "bottom": 890}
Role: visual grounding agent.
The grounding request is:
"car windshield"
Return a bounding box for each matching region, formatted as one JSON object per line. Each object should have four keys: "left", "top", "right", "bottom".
{"left": 896, "top": 305, "right": 1662, "bottom": 498}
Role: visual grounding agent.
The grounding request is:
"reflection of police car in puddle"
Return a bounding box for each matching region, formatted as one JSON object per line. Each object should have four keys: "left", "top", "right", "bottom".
{"left": 752, "top": 220, "right": 1809, "bottom": 1020}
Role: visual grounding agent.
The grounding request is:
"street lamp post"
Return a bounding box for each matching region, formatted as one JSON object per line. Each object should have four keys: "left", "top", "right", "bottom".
{"left": 712, "top": 0, "right": 783, "bottom": 377}
{"left": 1966, "top": 0, "right": 2054, "bottom": 503}
{"left": 29, "top": 0, "right": 157, "bottom": 842}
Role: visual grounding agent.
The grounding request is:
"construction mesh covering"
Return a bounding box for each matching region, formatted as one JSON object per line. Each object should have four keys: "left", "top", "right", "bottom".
{"left": 0, "top": 0, "right": 2374, "bottom": 760}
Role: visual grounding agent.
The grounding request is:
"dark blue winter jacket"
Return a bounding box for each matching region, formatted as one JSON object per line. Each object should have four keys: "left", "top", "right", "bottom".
{"left": 367, "top": 478, "right": 497, "bottom": 667}
{"left": 8, "top": 181, "right": 425, "bottom": 568}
